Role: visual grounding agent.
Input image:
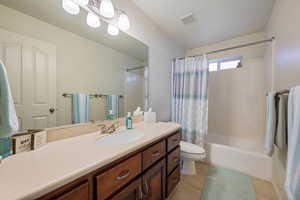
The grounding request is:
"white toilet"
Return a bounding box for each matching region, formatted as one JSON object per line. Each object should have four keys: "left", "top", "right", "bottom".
{"left": 180, "top": 141, "right": 206, "bottom": 175}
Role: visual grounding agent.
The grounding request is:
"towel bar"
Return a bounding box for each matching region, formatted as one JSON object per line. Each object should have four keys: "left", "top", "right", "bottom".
{"left": 62, "top": 93, "right": 123, "bottom": 98}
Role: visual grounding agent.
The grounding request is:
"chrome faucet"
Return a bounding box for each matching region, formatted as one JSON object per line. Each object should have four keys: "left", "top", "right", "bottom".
{"left": 98, "top": 120, "right": 120, "bottom": 134}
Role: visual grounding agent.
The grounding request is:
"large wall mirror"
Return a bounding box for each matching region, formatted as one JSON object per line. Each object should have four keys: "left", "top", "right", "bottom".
{"left": 0, "top": 0, "right": 149, "bottom": 131}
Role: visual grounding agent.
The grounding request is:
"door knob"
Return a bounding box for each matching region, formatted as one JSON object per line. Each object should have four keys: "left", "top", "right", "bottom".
{"left": 49, "top": 108, "right": 55, "bottom": 114}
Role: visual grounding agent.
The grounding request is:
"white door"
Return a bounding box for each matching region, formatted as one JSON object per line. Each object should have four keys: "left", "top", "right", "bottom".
{"left": 0, "top": 28, "right": 56, "bottom": 131}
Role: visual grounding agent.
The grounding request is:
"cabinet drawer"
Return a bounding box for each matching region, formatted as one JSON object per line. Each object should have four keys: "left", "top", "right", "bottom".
{"left": 96, "top": 153, "right": 142, "bottom": 200}
{"left": 167, "top": 132, "right": 181, "bottom": 152}
{"left": 142, "top": 140, "right": 166, "bottom": 170}
{"left": 167, "top": 146, "right": 180, "bottom": 175}
{"left": 57, "top": 182, "right": 89, "bottom": 200}
{"left": 167, "top": 166, "right": 180, "bottom": 196}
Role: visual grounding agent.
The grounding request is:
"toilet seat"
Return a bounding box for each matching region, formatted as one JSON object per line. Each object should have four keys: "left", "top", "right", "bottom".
{"left": 180, "top": 141, "right": 206, "bottom": 175}
{"left": 180, "top": 141, "right": 205, "bottom": 154}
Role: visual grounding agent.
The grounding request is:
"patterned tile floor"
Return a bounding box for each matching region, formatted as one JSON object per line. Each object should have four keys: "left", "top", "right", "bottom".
{"left": 169, "top": 162, "right": 278, "bottom": 200}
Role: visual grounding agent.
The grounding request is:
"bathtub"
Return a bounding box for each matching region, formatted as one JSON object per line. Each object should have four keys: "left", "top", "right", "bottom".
{"left": 205, "top": 134, "right": 272, "bottom": 181}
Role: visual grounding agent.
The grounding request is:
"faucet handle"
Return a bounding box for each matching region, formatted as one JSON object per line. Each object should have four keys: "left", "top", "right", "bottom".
{"left": 112, "top": 120, "right": 120, "bottom": 129}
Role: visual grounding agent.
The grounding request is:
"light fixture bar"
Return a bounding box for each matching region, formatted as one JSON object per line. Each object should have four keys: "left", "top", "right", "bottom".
{"left": 68, "top": 0, "right": 130, "bottom": 35}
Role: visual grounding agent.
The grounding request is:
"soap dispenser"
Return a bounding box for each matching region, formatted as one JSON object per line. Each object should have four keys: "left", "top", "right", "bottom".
{"left": 126, "top": 112, "right": 133, "bottom": 129}
{"left": 107, "top": 110, "right": 114, "bottom": 120}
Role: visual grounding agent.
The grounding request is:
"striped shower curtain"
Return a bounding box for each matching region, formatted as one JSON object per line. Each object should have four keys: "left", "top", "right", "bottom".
{"left": 171, "top": 55, "right": 209, "bottom": 147}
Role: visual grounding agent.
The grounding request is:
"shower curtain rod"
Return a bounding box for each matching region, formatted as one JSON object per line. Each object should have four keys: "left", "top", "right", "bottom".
{"left": 174, "top": 37, "right": 275, "bottom": 60}
{"left": 126, "top": 66, "right": 146, "bottom": 72}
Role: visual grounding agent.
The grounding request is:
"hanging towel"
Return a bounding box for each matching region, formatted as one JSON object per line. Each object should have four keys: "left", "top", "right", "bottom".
{"left": 72, "top": 93, "right": 90, "bottom": 124}
{"left": 106, "top": 95, "right": 119, "bottom": 120}
{"left": 0, "top": 60, "right": 18, "bottom": 137}
{"left": 265, "top": 92, "right": 276, "bottom": 156}
{"left": 275, "top": 95, "right": 288, "bottom": 149}
{"left": 285, "top": 87, "right": 300, "bottom": 200}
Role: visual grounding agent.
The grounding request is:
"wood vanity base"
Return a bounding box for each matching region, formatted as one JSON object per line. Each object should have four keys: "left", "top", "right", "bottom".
{"left": 38, "top": 130, "right": 181, "bottom": 200}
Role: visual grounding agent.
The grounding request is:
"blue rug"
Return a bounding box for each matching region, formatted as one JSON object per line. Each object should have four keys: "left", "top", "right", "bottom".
{"left": 202, "top": 166, "right": 256, "bottom": 200}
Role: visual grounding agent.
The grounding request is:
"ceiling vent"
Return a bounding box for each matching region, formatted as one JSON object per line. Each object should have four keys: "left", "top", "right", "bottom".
{"left": 180, "top": 13, "right": 195, "bottom": 25}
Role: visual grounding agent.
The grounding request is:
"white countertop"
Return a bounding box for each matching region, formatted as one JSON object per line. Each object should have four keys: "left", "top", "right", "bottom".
{"left": 0, "top": 122, "right": 181, "bottom": 200}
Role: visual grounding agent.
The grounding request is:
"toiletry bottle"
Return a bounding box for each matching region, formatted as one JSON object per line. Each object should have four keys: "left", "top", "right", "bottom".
{"left": 126, "top": 112, "right": 133, "bottom": 129}
{"left": 107, "top": 110, "right": 113, "bottom": 120}
{"left": 0, "top": 136, "right": 12, "bottom": 158}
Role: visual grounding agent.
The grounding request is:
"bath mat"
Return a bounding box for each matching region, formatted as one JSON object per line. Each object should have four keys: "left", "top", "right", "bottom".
{"left": 201, "top": 166, "right": 256, "bottom": 200}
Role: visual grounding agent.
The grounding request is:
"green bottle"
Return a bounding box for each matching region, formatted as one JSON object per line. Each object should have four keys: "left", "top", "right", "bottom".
{"left": 126, "top": 112, "right": 133, "bottom": 129}
{"left": 0, "top": 136, "right": 12, "bottom": 158}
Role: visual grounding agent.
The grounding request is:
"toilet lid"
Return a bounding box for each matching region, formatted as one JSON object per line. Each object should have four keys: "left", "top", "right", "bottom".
{"left": 180, "top": 141, "right": 205, "bottom": 154}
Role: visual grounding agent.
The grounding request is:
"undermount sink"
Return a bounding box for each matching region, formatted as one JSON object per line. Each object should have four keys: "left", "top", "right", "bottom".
{"left": 96, "top": 130, "right": 144, "bottom": 146}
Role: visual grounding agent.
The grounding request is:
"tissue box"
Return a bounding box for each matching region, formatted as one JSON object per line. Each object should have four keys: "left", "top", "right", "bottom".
{"left": 12, "top": 133, "right": 32, "bottom": 154}
{"left": 32, "top": 130, "right": 47, "bottom": 149}
{"left": 144, "top": 112, "right": 157, "bottom": 123}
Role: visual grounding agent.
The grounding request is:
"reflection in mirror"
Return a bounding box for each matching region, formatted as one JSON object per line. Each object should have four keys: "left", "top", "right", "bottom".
{"left": 125, "top": 65, "right": 149, "bottom": 115}
{"left": 0, "top": 0, "right": 149, "bottom": 131}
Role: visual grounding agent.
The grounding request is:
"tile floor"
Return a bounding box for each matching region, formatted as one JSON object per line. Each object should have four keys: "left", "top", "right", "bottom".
{"left": 169, "top": 162, "right": 278, "bottom": 200}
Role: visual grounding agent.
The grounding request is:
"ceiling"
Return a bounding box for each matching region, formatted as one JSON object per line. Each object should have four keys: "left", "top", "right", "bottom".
{"left": 0, "top": 0, "right": 148, "bottom": 61}
{"left": 132, "top": 0, "right": 275, "bottom": 49}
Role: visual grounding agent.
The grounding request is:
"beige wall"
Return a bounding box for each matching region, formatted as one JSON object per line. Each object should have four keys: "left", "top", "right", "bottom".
{"left": 186, "top": 32, "right": 268, "bottom": 151}
{"left": 0, "top": 5, "right": 143, "bottom": 126}
{"left": 114, "top": 0, "right": 184, "bottom": 121}
{"left": 265, "top": 0, "right": 300, "bottom": 199}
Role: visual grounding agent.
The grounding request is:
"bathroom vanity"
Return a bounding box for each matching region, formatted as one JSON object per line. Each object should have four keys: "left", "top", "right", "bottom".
{"left": 0, "top": 122, "right": 181, "bottom": 200}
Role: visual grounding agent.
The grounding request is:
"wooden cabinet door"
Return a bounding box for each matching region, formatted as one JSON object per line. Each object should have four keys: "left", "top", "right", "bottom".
{"left": 111, "top": 178, "right": 143, "bottom": 200}
{"left": 166, "top": 166, "right": 180, "bottom": 197}
{"left": 142, "top": 159, "right": 165, "bottom": 200}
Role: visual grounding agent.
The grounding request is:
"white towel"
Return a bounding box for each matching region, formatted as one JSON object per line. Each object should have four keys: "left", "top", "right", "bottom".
{"left": 285, "top": 87, "right": 300, "bottom": 200}
{"left": 0, "top": 60, "right": 18, "bottom": 137}
{"left": 265, "top": 92, "right": 276, "bottom": 156}
{"left": 275, "top": 95, "right": 288, "bottom": 149}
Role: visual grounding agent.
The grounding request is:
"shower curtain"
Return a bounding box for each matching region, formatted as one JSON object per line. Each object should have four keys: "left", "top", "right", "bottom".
{"left": 171, "top": 55, "right": 209, "bottom": 147}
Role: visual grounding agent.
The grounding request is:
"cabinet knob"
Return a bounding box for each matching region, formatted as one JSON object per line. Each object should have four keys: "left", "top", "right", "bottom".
{"left": 49, "top": 108, "right": 56, "bottom": 114}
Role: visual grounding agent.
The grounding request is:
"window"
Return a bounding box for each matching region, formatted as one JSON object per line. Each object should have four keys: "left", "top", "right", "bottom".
{"left": 208, "top": 62, "right": 218, "bottom": 72}
{"left": 209, "top": 56, "right": 242, "bottom": 72}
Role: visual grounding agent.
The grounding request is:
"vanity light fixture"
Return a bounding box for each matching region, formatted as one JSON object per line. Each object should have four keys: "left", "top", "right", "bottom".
{"left": 62, "top": 0, "right": 130, "bottom": 36}
{"left": 107, "top": 24, "right": 119, "bottom": 36}
{"left": 62, "top": 0, "right": 80, "bottom": 15}
{"left": 99, "top": 0, "right": 115, "bottom": 18}
{"left": 118, "top": 11, "right": 130, "bottom": 31}
{"left": 87, "top": 12, "right": 101, "bottom": 28}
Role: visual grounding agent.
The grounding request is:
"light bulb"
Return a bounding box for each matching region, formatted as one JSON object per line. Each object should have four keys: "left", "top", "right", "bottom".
{"left": 118, "top": 13, "right": 130, "bottom": 30}
{"left": 79, "top": 0, "right": 89, "bottom": 6}
{"left": 62, "top": 0, "right": 80, "bottom": 15}
{"left": 100, "top": 0, "right": 115, "bottom": 18}
{"left": 87, "top": 12, "right": 101, "bottom": 28}
{"left": 107, "top": 24, "right": 119, "bottom": 36}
